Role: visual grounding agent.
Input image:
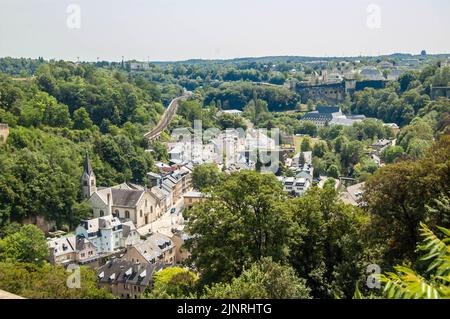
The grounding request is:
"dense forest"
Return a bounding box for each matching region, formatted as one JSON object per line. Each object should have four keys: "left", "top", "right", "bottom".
{"left": 0, "top": 60, "right": 169, "bottom": 228}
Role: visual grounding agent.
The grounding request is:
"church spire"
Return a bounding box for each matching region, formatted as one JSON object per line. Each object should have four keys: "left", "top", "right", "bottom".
{"left": 81, "top": 150, "right": 96, "bottom": 199}
{"left": 83, "top": 150, "right": 93, "bottom": 175}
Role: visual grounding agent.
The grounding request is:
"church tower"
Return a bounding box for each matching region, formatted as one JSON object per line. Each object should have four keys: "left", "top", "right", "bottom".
{"left": 81, "top": 151, "right": 97, "bottom": 199}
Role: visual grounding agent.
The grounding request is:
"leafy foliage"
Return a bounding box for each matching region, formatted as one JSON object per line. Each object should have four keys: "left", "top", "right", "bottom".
{"left": 380, "top": 223, "right": 450, "bottom": 299}
{"left": 0, "top": 262, "right": 114, "bottom": 299}
{"left": 202, "top": 258, "right": 311, "bottom": 299}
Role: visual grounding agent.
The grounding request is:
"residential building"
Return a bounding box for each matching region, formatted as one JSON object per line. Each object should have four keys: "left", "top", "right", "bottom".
{"left": 157, "top": 227, "right": 191, "bottom": 264}
{"left": 47, "top": 236, "right": 77, "bottom": 265}
{"left": 75, "top": 216, "right": 140, "bottom": 254}
{"left": 97, "top": 259, "right": 165, "bottom": 299}
{"left": 75, "top": 236, "right": 99, "bottom": 265}
{"left": 149, "top": 164, "right": 193, "bottom": 205}
{"left": 129, "top": 62, "right": 150, "bottom": 71}
{"left": 277, "top": 176, "right": 311, "bottom": 197}
{"left": 371, "top": 139, "right": 395, "bottom": 154}
{"left": 183, "top": 191, "right": 204, "bottom": 210}
{"left": 292, "top": 151, "right": 312, "bottom": 168}
{"left": 122, "top": 232, "right": 176, "bottom": 266}
{"left": 383, "top": 123, "right": 400, "bottom": 135}
{"left": 217, "top": 109, "right": 243, "bottom": 116}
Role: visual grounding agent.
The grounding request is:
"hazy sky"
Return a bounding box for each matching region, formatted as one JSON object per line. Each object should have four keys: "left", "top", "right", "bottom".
{"left": 1, "top": 0, "right": 449, "bottom": 61}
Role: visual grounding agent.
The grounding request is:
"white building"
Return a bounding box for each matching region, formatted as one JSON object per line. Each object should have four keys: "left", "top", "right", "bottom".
{"left": 75, "top": 216, "right": 141, "bottom": 254}
{"left": 277, "top": 176, "right": 311, "bottom": 197}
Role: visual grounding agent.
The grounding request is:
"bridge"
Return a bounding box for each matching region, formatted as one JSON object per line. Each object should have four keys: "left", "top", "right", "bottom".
{"left": 144, "top": 91, "right": 191, "bottom": 143}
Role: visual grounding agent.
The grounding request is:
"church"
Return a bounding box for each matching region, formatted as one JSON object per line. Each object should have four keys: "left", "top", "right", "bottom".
{"left": 81, "top": 152, "right": 164, "bottom": 228}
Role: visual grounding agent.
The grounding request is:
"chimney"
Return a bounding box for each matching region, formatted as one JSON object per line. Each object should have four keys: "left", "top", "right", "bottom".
{"left": 133, "top": 261, "right": 141, "bottom": 273}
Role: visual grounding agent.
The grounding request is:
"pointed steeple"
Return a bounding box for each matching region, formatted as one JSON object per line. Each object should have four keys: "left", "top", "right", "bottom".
{"left": 83, "top": 150, "right": 93, "bottom": 175}
{"left": 81, "top": 150, "right": 96, "bottom": 199}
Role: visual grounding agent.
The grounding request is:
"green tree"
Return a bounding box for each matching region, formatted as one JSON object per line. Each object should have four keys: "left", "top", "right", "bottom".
{"left": 363, "top": 136, "right": 450, "bottom": 264}
{"left": 144, "top": 267, "right": 199, "bottom": 299}
{"left": 289, "top": 185, "right": 368, "bottom": 298}
{"left": 312, "top": 141, "right": 327, "bottom": 158}
{"left": 185, "top": 171, "right": 298, "bottom": 284}
{"left": 300, "top": 137, "right": 312, "bottom": 152}
{"left": 326, "top": 164, "right": 340, "bottom": 178}
{"left": 0, "top": 262, "right": 114, "bottom": 299}
{"left": 0, "top": 224, "right": 49, "bottom": 264}
{"left": 202, "top": 258, "right": 311, "bottom": 299}
{"left": 192, "top": 163, "right": 223, "bottom": 191}
{"left": 73, "top": 107, "right": 93, "bottom": 130}
{"left": 381, "top": 145, "right": 404, "bottom": 164}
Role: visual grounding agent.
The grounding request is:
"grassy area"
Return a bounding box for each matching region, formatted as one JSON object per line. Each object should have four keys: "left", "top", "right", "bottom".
{"left": 293, "top": 135, "right": 321, "bottom": 153}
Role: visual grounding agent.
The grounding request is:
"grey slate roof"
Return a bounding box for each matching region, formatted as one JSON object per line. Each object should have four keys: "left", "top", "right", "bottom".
{"left": 97, "top": 259, "right": 165, "bottom": 287}
{"left": 302, "top": 113, "right": 333, "bottom": 122}
{"left": 134, "top": 233, "right": 174, "bottom": 263}
{"left": 111, "top": 188, "right": 144, "bottom": 207}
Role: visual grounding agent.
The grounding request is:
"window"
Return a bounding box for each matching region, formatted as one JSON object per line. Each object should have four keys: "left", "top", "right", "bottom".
{"left": 125, "top": 211, "right": 130, "bottom": 219}
{"left": 81, "top": 253, "right": 85, "bottom": 258}
{"left": 150, "top": 206, "right": 153, "bottom": 214}
{"left": 83, "top": 181, "right": 88, "bottom": 186}
{"left": 114, "top": 209, "right": 119, "bottom": 217}
{"left": 91, "top": 180, "right": 95, "bottom": 186}
{"left": 99, "top": 210, "right": 104, "bottom": 217}
{"left": 140, "top": 210, "right": 143, "bottom": 218}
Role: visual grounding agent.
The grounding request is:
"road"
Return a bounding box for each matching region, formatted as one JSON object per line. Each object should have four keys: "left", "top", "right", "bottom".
{"left": 144, "top": 91, "right": 192, "bottom": 141}
{"left": 136, "top": 198, "right": 185, "bottom": 236}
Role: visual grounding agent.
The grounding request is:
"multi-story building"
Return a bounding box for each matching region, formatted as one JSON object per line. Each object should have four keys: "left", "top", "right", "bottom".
{"left": 147, "top": 163, "right": 193, "bottom": 205}
{"left": 183, "top": 191, "right": 204, "bottom": 210}
{"left": 75, "top": 216, "right": 140, "bottom": 254}
{"left": 97, "top": 259, "right": 165, "bottom": 299}
{"left": 47, "top": 235, "right": 98, "bottom": 266}
{"left": 277, "top": 176, "right": 311, "bottom": 197}
{"left": 121, "top": 232, "right": 176, "bottom": 266}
